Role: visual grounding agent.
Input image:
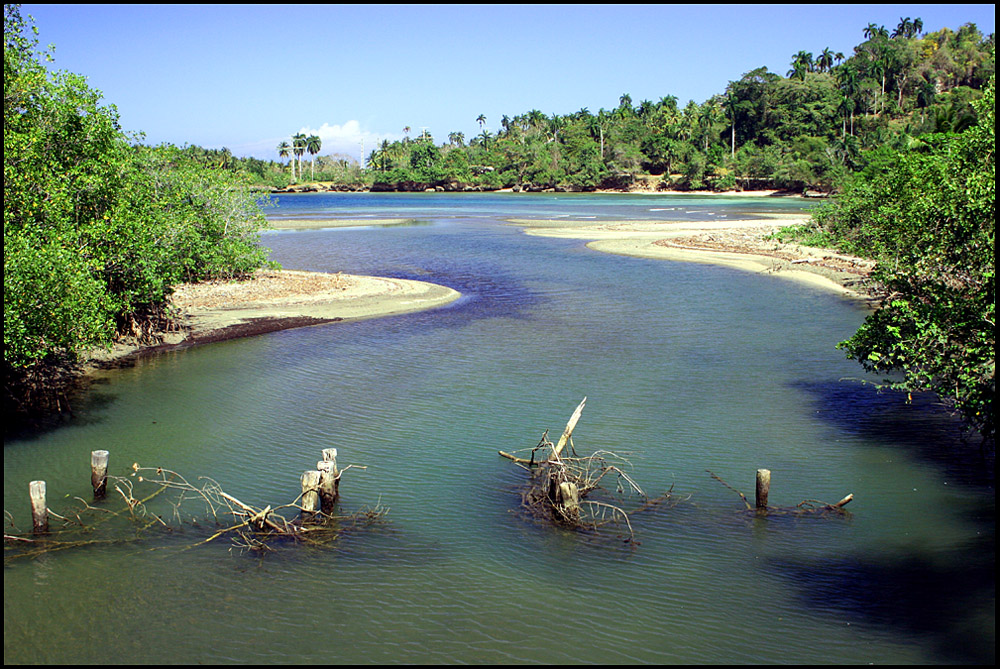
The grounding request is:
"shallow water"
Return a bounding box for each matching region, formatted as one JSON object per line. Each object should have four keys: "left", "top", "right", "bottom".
{"left": 4, "top": 194, "right": 994, "bottom": 664}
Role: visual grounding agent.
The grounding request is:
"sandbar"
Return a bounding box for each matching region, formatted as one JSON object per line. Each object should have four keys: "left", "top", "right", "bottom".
{"left": 86, "top": 269, "right": 460, "bottom": 367}
{"left": 506, "top": 215, "right": 873, "bottom": 299}
{"left": 267, "top": 218, "right": 420, "bottom": 230}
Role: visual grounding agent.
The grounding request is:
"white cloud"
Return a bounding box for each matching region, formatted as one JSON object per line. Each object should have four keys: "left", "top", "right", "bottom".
{"left": 297, "top": 121, "right": 395, "bottom": 163}
{"left": 233, "top": 121, "right": 401, "bottom": 162}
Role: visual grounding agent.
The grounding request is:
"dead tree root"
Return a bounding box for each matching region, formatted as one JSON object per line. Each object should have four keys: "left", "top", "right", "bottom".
{"left": 501, "top": 398, "right": 687, "bottom": 543}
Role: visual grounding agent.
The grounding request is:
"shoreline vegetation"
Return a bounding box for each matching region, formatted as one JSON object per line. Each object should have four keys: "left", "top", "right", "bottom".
{"left": 264, "top": 178, "right": 828, "bottom": 199}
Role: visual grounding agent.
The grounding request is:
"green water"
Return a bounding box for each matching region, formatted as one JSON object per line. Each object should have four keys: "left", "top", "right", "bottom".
{"left": 4, "top": 195, "right": 994, "bottom": 664}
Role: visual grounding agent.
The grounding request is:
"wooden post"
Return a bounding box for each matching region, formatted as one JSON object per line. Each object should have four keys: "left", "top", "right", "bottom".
{"left": 317, "top": 461, "right": 339, "bottom": 512}
{"left": 29, "top": 480, "right": 48, "bottom": 534}
{"left": 755, "top": 468, "right": 771, "bottom": 510}
{"left": 319, "top": 448, "right": 340, "bottom": 511}
{"left": 91, "top": 450, "right": 109, "bottom": 498}
{"left": 300, "top": 470, "right": 321, "bottom": 516}
{"left": 321, "top": 448, "right": 338, "bottom": 469}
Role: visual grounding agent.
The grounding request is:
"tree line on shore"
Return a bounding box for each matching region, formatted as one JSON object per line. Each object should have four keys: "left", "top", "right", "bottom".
{"left": 224, "top": 17, "right": 993, "bottom": 194}
{"left": 789, "top": 77, "right": 994, "bottom": 443}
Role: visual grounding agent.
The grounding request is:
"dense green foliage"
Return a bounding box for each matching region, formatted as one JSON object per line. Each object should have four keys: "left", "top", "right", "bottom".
{"left": 4, "top": 6, "right": 272, "bottom": 418}
{"left": 794, "top": 78, "right": 994, "bottom": 442}
{"left": 303, "top": 18, "right": 992, "bottom": 194}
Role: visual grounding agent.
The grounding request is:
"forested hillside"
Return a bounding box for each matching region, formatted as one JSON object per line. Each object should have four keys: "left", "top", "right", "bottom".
{"left": 242, "top": 17, "right": 993, "bottom": 193}
{"left": 793, "top": 78, "right": 994, "bottom": 443}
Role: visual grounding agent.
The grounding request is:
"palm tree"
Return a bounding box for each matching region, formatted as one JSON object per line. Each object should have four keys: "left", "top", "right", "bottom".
{"left": 617, "top": 93, "right": 633, "bottom": 117}
{"left": 836, "top": 62, "right": 862, "bottom": 135}
{"left": 476, "top": 114, "right": 486, "bottom": 133}
{"left": 448, "top": 131, "right": 465, "bottom": 148}
{"left": 277, "top": 141, "right": 293, "bottom": 180}
{"left": 788, "top": 50, "right": 814, "bottom": 80}
{"left": 637, "top": 99, "right": 655, "bottom": 121}
{"left": 892, "top": 17, "right": 913, "bottom": 39}
{"left": 526, "top": 109, "right": 546, "bottom": 131}
{"left": 696, "top": 98, "right": 724, "bottom": 153}
{"left": 500, "top": 114, "right": 511, "bottom": 137}
{"left": 817, "top": 48, "right": 835, "bottom": 73}
{"left": 292, "top": 133, "right": 307, "bottom": 182}
{"left": 306, "top": 134, "right": 322, "bottom": 180}
{"left": 725, "top": 87, "right": 738, "bottom": 158}
{"left": 379, "top": 138, "right": 392, "bottom": 171}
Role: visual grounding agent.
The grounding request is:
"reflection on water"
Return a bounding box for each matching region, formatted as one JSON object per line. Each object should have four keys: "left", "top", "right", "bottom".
{"left": 3, "top": 194, "right": 992, "bottom": 664}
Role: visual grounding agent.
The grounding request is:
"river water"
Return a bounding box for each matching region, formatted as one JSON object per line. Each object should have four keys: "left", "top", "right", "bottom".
{"left": 4, "top": 193, "right": 994, "bottom": 664}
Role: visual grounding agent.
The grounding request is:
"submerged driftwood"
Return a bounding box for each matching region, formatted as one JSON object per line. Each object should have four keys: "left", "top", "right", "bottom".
{"left": 4, "top": 456, "right": 385, "bottom": 563}
{"left": 500, "top": 398, "right": 682, "bottom": 541}
{"left": 707, "top": 470, "right": 853, "bottom": 517}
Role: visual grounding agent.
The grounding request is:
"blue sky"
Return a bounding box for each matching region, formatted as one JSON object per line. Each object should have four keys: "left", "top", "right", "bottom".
{"left": 20, "top": 4, "right": 996, "bottom": 162}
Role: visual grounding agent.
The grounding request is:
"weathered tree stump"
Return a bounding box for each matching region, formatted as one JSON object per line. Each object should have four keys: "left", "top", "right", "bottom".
{"left": 317, "top": 448, "right": 340, "bottom": 512}
{"left": 756, "top": 468, "right": 771, "bottom": 510}
{"left": 557, "top": 480, "right": 581, "bottom": 521}
{"left": 300, "top": 470, "right": 321, "bottom": 516}
{"left": 91, "top": 450, "right": 109, "bottom": 498}
{"left": 29, "top": 480, "right": 48, "bottom": 534}
{"left": 317, "top": 461, "right": 340, "bottom": 512}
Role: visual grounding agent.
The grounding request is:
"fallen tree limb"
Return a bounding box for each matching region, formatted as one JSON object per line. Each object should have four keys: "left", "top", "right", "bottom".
{"left": 707, "top": 470, "right": 854, "bottom": 516}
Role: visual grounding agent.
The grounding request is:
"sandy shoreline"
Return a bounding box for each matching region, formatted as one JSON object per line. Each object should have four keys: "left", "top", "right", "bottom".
{"left": 266, "top": 218, "right": 421, "bottom": 230}
{"left": 86, "top": 270, "right": 460, "bottom": 368}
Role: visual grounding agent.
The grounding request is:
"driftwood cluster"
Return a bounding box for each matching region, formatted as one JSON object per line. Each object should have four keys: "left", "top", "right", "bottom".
{"left": 499, "top": 398, "right": 854, "bottom": 541}
{"left": 7, "top": 399, "right": 856, "bottom": 560}
{"left": 707, "top": 470, "right": 854, "bottom": 517}
{"left": 4, "top": 451, "right": 385, "bottom": 563}
{"left": 500, "top": 398, "right": 683, "bottom": 542}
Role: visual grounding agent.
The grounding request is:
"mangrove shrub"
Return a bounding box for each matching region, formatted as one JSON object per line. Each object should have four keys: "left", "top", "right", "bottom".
{"left": 4, "top": 6, "right": 271, "bottom": 418}
{"left": 815, "top": 78, "right": 995, "bottom": 442}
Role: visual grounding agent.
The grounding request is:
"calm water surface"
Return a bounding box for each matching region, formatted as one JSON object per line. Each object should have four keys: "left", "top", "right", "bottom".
{"left": 4, "top": 194, "right": 994, "bottom": 664}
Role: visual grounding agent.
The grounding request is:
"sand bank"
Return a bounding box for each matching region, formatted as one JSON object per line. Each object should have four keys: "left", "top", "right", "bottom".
{"left": 267, "top": 218, "right": 420, "bottom": 230}
{"left": 87, "top": 270, "right": 460, "bottom": 367}
{"left": 507, "top": 215, "right": 873, "bottom": 299}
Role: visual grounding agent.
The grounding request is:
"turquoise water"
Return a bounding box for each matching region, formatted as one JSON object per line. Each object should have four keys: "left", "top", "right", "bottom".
{"left": 4, "top": 194, "right": 993, "bottom": 664}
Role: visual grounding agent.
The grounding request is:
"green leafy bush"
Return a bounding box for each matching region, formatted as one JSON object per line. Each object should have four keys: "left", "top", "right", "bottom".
{"left": 822, "top": 79, "right": 995, "bottom": 442}
{"left": 4, "top": 7, "right": 272, "bottom": 418}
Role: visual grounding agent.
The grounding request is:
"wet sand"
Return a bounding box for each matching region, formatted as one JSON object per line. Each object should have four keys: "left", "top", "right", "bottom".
{"left": 506, "top": 215, "right": 873, "bottom": 299}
